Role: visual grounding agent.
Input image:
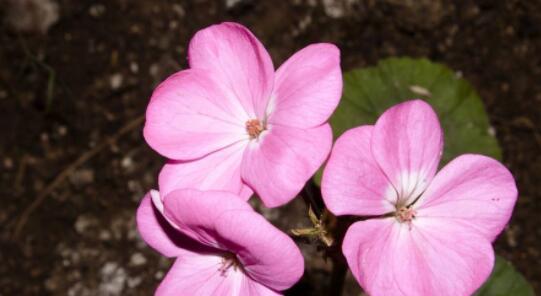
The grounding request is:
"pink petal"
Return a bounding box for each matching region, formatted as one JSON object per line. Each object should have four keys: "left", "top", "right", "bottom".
{"left": 239, "top": 185, "right": 254, "bottom": 201}
{"left": 343, "top": 218, "right": 494, "bottom": 296}
{"left": 157, "top": 256, "right": 282, "bottom": 296}
{"left": 241, "top": 124, "right": 333, "bottom": 207}
{"left": 215, "top": 210, "right": 304, "bottom": 291}
{"left": 137, "top": 191, "right": 222, "bottom": 259}
{"left": 268, "top": 43, "right": 342, "bottom": 128}
{"left": 136, "top": 193, "right": 182, "bottom": 257}
{"left": 372, "top": 100, "right": 444, "bottom": 206}
{"left": 239, "top": 279, "right": 282, "bottom": 296}
{"left": 322, "top": 126, "right": 396, "bottom": 216}
{"left": 162, "top": 189, "right": 253, "bottom": 249}
{"left": 156, "top": 255, "right": 245, "bottom": 295}
{"left": 188, "top": 22, "right": 274, "bottom": 120}
{"left": 158, "top": 141, "right": 249, "bottom": 198}
{"left": 144, "top": 69, "right": 247, "bottom": 160}
{"left": 415, "top": 154, "right": 518, "bottom": 241}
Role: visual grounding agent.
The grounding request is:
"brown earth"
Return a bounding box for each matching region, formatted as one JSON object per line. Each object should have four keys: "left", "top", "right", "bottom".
{"left": 1, "top": 0, "right": 540, "bottom": 295}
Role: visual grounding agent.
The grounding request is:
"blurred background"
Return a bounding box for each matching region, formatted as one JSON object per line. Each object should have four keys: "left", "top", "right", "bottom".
{"left": 1, "top": 0, "right": 540, "bottom": 295}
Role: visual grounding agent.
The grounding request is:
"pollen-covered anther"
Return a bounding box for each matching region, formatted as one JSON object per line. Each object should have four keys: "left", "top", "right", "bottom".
{"left": 218, "top": 252, "right": 241, "bottom": 276}
{"left": 396, "top": 207, "right": 416, "bottom": 223}
{"left": 246, "top": 119, "right": 265, "bottom": 139}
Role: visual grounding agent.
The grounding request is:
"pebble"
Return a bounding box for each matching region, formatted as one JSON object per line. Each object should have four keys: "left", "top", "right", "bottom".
{"left": 3, "top": 158, "right": 13, "bottom": 169}
{"left": 110, "top": 73, "right": 123, "bottom": 90}
{"left": 74, "top": 214, "right": 98, "bottom": 234}
{"left": 99, "top": 262, "right": 127, "bottom": 296}
{"left": 225, "top": 0, "right": 243, "bottom": 9}
{"left": 130, "top": 253, "right": 147, "bottom": 266}
{"left": 5, "top": 0, "right": 59, "bottom": 33}
{"left": 89, "top": 4, "right": 106, "bottom": 18}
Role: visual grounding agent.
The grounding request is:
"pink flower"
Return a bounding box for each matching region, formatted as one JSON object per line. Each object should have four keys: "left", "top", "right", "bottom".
{"left": 136, "top": 189, "right": 304, "bottom": 295}
{"left": 144, "top": 22, "right": 342, "bottom": 207}
{"left": 321, "top": 100, "right": 517, "bottom": 296}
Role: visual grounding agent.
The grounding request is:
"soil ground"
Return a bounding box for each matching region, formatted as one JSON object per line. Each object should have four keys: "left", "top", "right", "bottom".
{"left": 1, "top": 0, "right": 540, "bottom": 295}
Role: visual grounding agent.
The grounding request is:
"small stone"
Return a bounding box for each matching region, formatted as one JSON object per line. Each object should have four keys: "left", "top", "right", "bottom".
{"left": 172, "top": 4, "right": 185, "bottom": 17}
{"left": 155, "top": 270, "right": 164, "bottom": 280}
{"left": 322, "top": 0, "right": 354, "bottom": 18}
{"left": 3, "top": 158, "right": 14, "bottom": 169}
{"left": 99, "top": 230, "right": 112, "bottom": 240}
{"left": 5, "top": 0, "right": 59, "bottom": 34}
{"left": 129, "top": 62, "right": 139, "bottom": 73}
{"left": 89, "top": 4, "right": 106, "bottom": 18}
{"left": 99, "top": 262, "right": 127, "bottom": 296}
{"left": 127, "top": 276, "right": 142, "bottom": 288}
{"left": 225, "top": 0, "right": 243, "bottom": 9}
{"left": 74, "top": 214, "right": 98, "bottom": 234}
{"left": 110, "top": 73, "right": 123, "bottom": 90}
{"left": 57, "top": 125, "right": 67, "bottom": 136}
{"left": 130, "top": 253, "right": 147, "bottom": 266}
{"left": 121, "top": 156, "right": 133, "bottom": 169}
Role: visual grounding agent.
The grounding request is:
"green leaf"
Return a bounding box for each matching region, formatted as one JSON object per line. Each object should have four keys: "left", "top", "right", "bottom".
{"left": 474, "top": 256, "right": 534, "bottom": 296}
{"left": 315, "top": 57, "right": 501, "bottom": 185}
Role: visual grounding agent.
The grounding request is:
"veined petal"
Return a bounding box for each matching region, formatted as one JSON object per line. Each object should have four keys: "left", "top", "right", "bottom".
{"left": 322, "top": 126, "right": 396, "bottom": 216}
{"left": 188, "top": 22, "right": 274, "bottom": 120}
{"left": 156, "top": 255, "right": 245, "bottom": 296}
{"left": 158, "top": 141, "right": 249, "bottom": 198}
{"left": 136, "top": 192, "right": 217, "bottom": 259}
{"left": 241, "top": 124, "right": 332, "bottom": 208}
{"left": 416, "top": 154, "right": 518, "bottom": 241}
{"left": 136, "top": 193, "right": 182, "bottom": 258}
{"left": 268, "top": 43, "right": 342, "bottom": 128}
{"left": 239, "top": 279, "right": 282, "bottom": 296}
{"left": 144, "top": 69, "right": 247, "bottom": 160}
{"left": 162, "top": 189, "right": 253, "bottom": 249}
{"left": 215, "top": 210, "right": 304, "bottom": 291}
{"left": 343, "top": 218, "right": 494, "bottom": 296}
{"left": 156, "top": 256, "right": 282, "bottom": 296}
{"left": 372, "top": 100, "right": 443, "bottom": 206}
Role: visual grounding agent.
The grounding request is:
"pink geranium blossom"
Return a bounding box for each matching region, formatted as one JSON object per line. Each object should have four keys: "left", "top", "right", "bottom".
{"left": 321, "top": 100, "right": 517, "bottom": 296}
{"left": 144, "top": 22, "right": 342, "bottom": 207}
{"left": 136, "top": 189, "right": 304, "bottom": 295}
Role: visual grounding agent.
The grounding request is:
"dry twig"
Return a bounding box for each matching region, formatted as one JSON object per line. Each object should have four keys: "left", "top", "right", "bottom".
{"left": 12, "top": 115, "right": 145, "bottom": 240}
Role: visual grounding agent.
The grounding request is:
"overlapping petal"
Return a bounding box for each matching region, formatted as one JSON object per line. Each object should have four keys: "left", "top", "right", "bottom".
{"left": 188, "top": 22, "right": 274, "bottom": 120}
{"left": 268, "top": 43, "right": 342, "bottom": 128}
{"left": 158, "top": 141, "right": 249, "bottom": 198}
{"left": 136, "top": 193, "right": 182, "bottom": 258}
{"left": 144, "top": 69, "right": 247, "bottom": 160}
{"left": 322, "top": 126, "right": 396, "bottom": 216}
{"left": 136, "top": 192, "right": 217, "bottom": 259}
{"left": 161, "top": 189, "right": 303, "bottom": 293}
{"left": 416, "top": 154, "right": 518, "bottom": 241}
{"left": 162, "top": 189, "right": 253, "bottom": 249}
{"left": 156, "top": 254, "right": 243, "bottom": 296}
{"left": 215, "top": 210, "right": 304, "bottom": 291}
{"left": 343, "top": 218, "right": 494, "bottom": 296}
{"left": 241, "top": 124, "right": 332, "bottom": 207}
{"left": 157, "top": 256, "right": 281, "bottom": 296}
{"left": 372, "top": 100, "right": 444, "bottom": 205}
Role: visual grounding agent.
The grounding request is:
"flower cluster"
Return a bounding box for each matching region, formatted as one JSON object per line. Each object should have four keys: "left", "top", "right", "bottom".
{"left": 136, "top": 22, "right": 517, "bottom": 296}
{"left": 137, "top": 22, "right": 341, "bottom": 295}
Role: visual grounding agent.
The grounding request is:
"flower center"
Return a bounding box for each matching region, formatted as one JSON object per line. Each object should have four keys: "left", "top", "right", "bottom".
{"left": 396, "top": 207, "right": 416, "bottom": 224}
{"left": 245, "top": 119, "right": 265, "bottom": 139}
{"left": 218, "top": 252, "right": 242, "bottom": 276}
